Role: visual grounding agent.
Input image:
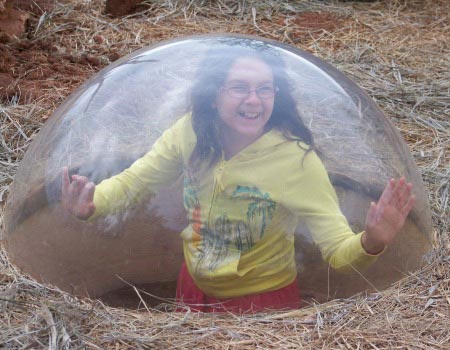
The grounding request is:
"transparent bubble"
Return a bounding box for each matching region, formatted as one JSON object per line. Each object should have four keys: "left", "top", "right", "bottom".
{"left": 4, "top": 35, "right": 432, "bottom": 309}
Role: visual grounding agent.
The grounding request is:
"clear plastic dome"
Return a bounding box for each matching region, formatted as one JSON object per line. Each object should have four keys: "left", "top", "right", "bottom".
{"left": 4, "top": 35, "right": 432, "bottom": 308}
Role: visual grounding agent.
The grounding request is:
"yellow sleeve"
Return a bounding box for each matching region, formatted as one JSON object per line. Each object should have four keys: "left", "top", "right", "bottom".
{"left": 91, "top": 116, "right": 189, "bottom": 219}
{"left": 282, "top": 149, "right": 380, "bottom": 272}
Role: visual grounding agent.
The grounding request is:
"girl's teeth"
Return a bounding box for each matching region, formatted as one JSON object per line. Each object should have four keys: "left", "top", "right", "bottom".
{"left": 241, "top": 112, "right": 259, "bottom": 119}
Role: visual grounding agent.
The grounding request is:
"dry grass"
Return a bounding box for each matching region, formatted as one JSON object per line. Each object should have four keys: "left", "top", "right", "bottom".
{"left": 1, "top": 0, "right": 449, "bottom": 348}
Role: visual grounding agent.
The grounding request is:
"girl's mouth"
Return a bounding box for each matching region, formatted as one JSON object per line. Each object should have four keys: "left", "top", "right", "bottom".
{"left": 238, "top": 111, "right": 261, "bottom": 119}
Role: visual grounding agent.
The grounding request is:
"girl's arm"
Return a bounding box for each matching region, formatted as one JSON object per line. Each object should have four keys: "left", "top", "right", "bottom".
{"left": 282, "top": 149, "right": 415, "bottom": 272}
{"left": 61, "top": 115, "right": 192, "bottom": 220}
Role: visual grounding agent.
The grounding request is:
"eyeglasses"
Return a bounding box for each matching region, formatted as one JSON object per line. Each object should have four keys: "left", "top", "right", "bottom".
{"left": 221, "top": 85, "right": 279, "bottom": 99}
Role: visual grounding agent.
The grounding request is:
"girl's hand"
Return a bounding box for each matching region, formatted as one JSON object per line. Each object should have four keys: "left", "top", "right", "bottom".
{"left": 61, "top": 166, "right": 96, "bottom": 220}
{"left": 362, "top": 177, "right": 416, "bottom": 255}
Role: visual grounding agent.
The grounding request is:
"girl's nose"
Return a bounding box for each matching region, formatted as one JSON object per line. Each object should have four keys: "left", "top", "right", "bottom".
{"left": 243, "top": 89, "right": 262, "bottom": 103}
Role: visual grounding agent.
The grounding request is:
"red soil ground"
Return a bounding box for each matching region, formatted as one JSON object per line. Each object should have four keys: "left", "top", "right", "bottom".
{"left": 0, "top": 0, "right": 97, "bottom": 105}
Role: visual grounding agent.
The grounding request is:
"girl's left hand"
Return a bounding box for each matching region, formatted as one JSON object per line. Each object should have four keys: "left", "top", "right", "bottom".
{"left": 362, "top": 177, "right": 416, "bottom": 255}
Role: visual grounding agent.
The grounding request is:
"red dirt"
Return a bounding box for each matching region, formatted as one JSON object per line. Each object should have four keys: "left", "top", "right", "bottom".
{"left": 0, "top": 0, "right": 88, "bottom": 106}
{"left": 292, "top": 12, "right": 343, "bottom": 32}
{"left": 9, "top": 0, "right": 54, "bottom": 13}
{"left": 104, "top": 0, "right": 144, "bottom": 17}
{"left": 272, "top": 11, "right": 344, "bottom": 32}
{"left": 0, "top": 7, "right": 29, "bottom": 42}
{"left": 0, "top": 39, "right": 96, "bottom": 105}
{"left": 0, "top": 0, "right": 54, "bottom": 41}
{"left": 265, "top": 11, "right": 348, "bottom": 44}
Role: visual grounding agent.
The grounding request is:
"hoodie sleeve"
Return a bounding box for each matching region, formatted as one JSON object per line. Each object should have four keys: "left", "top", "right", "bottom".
{"left": 282, "top": 149, "right": 380, "bottom": 273}
{"left": 91, "top": 116, "right": 191, "bottom": 219}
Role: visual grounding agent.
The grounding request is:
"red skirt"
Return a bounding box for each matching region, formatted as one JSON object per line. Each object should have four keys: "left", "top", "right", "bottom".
{"left": 175, "top": 262, "right": 301, "bottom": 313}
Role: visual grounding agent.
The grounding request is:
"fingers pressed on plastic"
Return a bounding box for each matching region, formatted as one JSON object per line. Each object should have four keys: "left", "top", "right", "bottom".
{"left": 79, "top": 182, "right": 95, "bottom": 207}
{"left": 394, "top": 179, "right": 413, "bottom": 213}
{"left": 375, "top": 180, "right": 393, "bottom": 221}
{"left": 366, "top": 201, "right": 378, "bottom": 226}
{"left": 67, "top": 177, "right": 76, "bottom": 203}
{"left": 399, "top": 182, "right": 413, "bottom": 208}
{"left": 73, "top": 177, "right": 89, "bottom": 207}
{"left": 379, "top": 178, "right": 395, "bottom": 207}
{"left": 62, "top": 167, "right": 70, "bottom": 196}
{"left": 393, "top": 177, "right": 407, "bottom": 208}
{"left": 401, "top": 195, "right": 416, "bottom": 218}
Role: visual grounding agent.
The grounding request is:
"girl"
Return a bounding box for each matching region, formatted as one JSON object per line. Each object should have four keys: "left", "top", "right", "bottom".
{"left": 61, "top": 45, "right": 415, "bottom": 313}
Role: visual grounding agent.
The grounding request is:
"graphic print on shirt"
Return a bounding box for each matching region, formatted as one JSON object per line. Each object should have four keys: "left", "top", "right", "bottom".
{"left": 231, "top": 185, "right": 276, "bottom": 245}
{"left": 183, "top": 172, "right": 276, "bottom": 273}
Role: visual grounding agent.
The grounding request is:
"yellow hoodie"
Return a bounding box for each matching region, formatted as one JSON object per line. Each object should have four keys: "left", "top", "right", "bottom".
{"left": 93, "top": 114, "right": 378, "bottom": 298}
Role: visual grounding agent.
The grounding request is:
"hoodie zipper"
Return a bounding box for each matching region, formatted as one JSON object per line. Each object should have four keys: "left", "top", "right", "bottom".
{"left": 207, "top": 159, "right": 226, "bottom": 226}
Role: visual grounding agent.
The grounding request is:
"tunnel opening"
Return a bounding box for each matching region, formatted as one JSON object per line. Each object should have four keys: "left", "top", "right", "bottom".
{"left": 98, "top": 281, "right": 178, "bottom": 310}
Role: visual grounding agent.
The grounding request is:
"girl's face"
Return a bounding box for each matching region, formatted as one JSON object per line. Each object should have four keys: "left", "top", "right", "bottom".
{"left": 215, "top": 57, "right": 275, "bottom": 145}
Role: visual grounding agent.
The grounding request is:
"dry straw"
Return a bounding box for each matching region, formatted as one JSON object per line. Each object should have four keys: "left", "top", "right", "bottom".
{"left": 1, "top": 0, "right": 449, "bottom": 348}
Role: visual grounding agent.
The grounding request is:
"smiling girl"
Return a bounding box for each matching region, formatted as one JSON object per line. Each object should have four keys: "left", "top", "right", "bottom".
{"left": 62, "top": 45, "right": 415, "bottom": 313}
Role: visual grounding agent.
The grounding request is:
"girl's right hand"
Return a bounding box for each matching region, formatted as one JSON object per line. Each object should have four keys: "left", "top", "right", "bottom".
{"left": 61, "top": 166, "right": 96, "bottom": 220}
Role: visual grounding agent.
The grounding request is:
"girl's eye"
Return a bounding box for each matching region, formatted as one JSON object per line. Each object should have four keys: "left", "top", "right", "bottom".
{"left": 229, "top": 86, "right": 248, "bottom": 94}
{"left": 258, "top": 86, "right": 274, "bottom": 94}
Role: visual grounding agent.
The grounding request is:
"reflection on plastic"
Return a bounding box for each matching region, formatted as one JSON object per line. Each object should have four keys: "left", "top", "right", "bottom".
{"left": 4, "top": 35, "right": 431, "bottom": 309}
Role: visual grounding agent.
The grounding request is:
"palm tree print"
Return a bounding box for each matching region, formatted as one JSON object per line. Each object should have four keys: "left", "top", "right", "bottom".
{"left": 232, "top": 186, "right": 276, "bottom": 239}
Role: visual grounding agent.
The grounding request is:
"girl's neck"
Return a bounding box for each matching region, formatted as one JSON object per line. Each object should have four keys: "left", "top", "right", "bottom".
{"left": 220, "top": 128, "right": 263, "bottom": 160}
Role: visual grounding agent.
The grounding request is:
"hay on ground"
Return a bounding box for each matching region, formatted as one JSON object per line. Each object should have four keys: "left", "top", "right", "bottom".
{"left": 0, "top": 0, "right": 449, "bottom": 348}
